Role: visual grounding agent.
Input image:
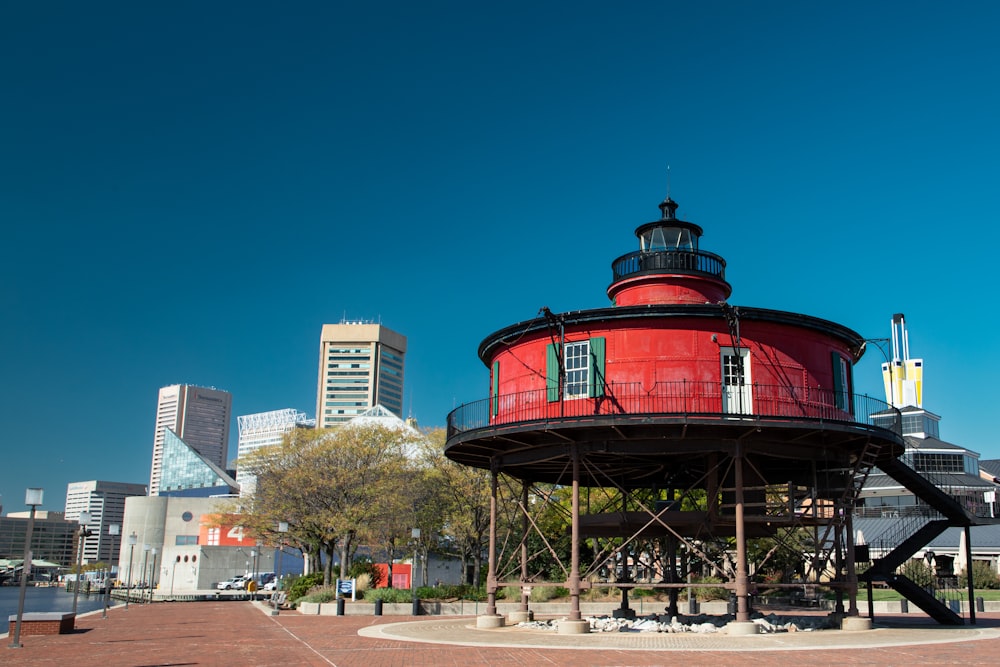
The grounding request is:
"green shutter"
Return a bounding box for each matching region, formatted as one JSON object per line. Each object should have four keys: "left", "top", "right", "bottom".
{"left": 546, "top": 343, "right": 560, "bottom": 402}
{"left": 831, "top": 351, "right": 845, "bottom": 410}
{"left": 588, "top": 337, "right": 606, "bottom": 398}
{"left": 491, "top": 361, "right": 500, "bottom": 416}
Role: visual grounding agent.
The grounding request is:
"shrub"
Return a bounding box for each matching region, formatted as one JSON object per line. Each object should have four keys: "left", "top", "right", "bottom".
{"left": 348, "top": 557, "right": 383, "bottom": 589}
{"left": 960, "top": 561, "right": 1000, "bottom": 590}
{"left": 899, "top": 559, "right": 934, "bottom": 588}
{"left": 286, "top": 572, "right": 325, "bottom": 602}
{"left": 435, "top": 583, "right": 484, "bottom": 600}
{"left": 531, "top": 586, "right": 567, "bottom": 602}
{"left": 498, "top": 585, "right": 519, "bottom": 600}
{"left": 298, "top": 586, "right": 338, "bottom": 603}
{"left": 693, "top": 576, "right": 728, "bottom": 601}
{"left": 363, "top": 587, "right": 414, "bottom": 603}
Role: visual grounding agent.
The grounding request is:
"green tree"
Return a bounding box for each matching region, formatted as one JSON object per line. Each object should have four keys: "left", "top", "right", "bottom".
{"left": 420, "top": 429, "right": 492, "bottom": 588}
{"left": 236, "top": 422, "right": 417, "bottom": 585}
{"left": 960, "top": 560, "right": 1000, "bottom": 589}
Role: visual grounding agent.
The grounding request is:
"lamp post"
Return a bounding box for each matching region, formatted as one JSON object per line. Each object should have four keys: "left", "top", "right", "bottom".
{"left": 125, "top": 532, "right": 137, "bottom": 610}
{"left": 9, "top": 487, "right": 43, "bottom": 649}
{"left": 272, "top": 521, "right": 288, "bottom": 615}
{"left": 148, "top": 548, "right": 158, "bottom": 603}
{"left": 140, "top": 544, "right": 150, "bottom": 602}
{"left": 72, "top": 510, "right": 92, "bottom": 615}
{"left": 411, "top": 528, "right": 421, "bottom": 616}
{"left": 250, "top": 549, "right": 258, "bottom": 601}
{"left": 170, "top": 555, "right": 179, "bottom": 597}
{"left": 103, "top": 524, "right": 119, "bottom": 619}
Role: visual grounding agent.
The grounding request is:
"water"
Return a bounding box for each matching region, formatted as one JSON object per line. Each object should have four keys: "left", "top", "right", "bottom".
{"left": 1, "top": 585, "right": 116, "bottom": 622}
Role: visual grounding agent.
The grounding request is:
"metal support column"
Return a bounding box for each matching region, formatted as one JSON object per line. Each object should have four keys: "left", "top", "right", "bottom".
{"left": 569, "top": 445, "right": 582, "bottom": 621}
{"left": 520, "top": 481, "right": 530, "bottom": 614}
{"left": 733, "top": 445, "right": 750, "bottom": 623}
{"left": 845, "top": 509, "right": 859, "bottom": 616}
{"left": 484, "top": 462, "right": 499, "bottom": 618}
{"left": 965, "top": 525, "right": 976, "bottom": 625}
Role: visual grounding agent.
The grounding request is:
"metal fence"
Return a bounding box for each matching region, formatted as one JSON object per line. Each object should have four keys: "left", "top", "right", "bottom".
{"left": 611, "top": 248, "right": 728, "bottom": 283}
{"left": 447, "top": 381, "right": 901, "bottom": 438}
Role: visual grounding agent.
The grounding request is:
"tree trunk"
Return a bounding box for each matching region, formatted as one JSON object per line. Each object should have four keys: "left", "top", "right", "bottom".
{"left": 340, "top": 531, "right": 354, "bottom": 579}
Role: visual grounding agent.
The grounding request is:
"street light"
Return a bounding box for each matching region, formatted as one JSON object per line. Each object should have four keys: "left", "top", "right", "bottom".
{"left": 72, "top": 510, "right": 92, "bottom": 615}
{"left": 103, "top": 524, "right": 119, "bottom": 619}
{"left": 148, "top": 548, "right": 158, "bottom": 603}
{"left": 140, "top": 544, "right": 150, "bottom": 603}
{"left": 272, "top": 521, "right": 288, "bottom": 615}
{"left": 411, "top": 528, "right": 421, "bottom": 616}
{"left": 250, "top": 549, "right": 257, "bottom": 601}
{"left": 9, "top": 487, "right": 43, "bottom": 649}
{"left": 125, "top": 532, "right": 137, "bottom": 610}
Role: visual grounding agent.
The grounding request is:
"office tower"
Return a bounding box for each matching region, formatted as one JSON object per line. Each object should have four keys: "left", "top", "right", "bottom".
{"left": 64, "top": 480, "right": 147, "bottom": 564}
{"left": 316, "top": 322, "right": 406, "bottom": 428}
{"left": 235, "top": 408, "right": 315, "bottom": 495}
{"left": 149, "top": 384, "right": 232, "bottom": 496}
{"left": 0, "top": 511, "right": 77, "bottom": 566}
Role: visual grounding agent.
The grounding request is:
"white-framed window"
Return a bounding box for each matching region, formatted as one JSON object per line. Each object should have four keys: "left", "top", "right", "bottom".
{"left": 564, "top": 341, "right": 590, "bottom": 399}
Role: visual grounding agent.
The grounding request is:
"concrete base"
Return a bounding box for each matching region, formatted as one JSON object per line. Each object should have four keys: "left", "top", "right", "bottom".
{"left": 507, "top": 610, "right": 534, "bottom": 623}
{"left": 476, "top": 614, "right": 505, "bottom": 629}
{"left": 726, "top": 621, "right": 759, "bottom": 636}
{"left": 841, "top": 616, "right": 873, "bottom": 631}
{"left": 557, "top": 619, "right": 591, "bottom": 635}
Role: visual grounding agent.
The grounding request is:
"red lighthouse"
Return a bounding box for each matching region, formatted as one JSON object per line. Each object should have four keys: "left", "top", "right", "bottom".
{"left": 446, "top": 192, "right": 905, "bottom": 633}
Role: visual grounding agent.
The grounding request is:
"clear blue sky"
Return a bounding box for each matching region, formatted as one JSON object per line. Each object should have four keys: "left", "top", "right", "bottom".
{"left": 3, "top": 1, "right": 999, "bottom": 512}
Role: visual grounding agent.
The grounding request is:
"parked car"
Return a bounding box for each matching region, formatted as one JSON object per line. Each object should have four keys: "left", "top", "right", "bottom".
{"left": 216, "top": 576, "right": 247, "bottom": 590}
{"left": 263, "top": 579, "right": 278, "bottom": 591}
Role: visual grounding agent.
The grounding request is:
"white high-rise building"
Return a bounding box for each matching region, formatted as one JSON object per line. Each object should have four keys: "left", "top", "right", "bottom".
{"left": 149, "top": 385, "right": 232, "bottom": 496}
{"left": 235, "top": 408, "right": 315, "bottom": 495}
{"left": 65, "top": 480, "right": 147, "bottom": 564}
{"left": 316, "top": 322, "right": 406, "bottom": 428}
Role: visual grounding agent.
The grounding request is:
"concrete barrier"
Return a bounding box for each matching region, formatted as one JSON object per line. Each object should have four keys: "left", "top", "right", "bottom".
{"left": 292, "top": 598, "right": 1000, "bottom": 617}
{"left": 8, "top": 612, "right": 76, "bottom": 636}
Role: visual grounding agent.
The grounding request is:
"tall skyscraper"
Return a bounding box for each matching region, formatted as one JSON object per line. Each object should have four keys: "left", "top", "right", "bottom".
{"left": 149, "top": 384, "right": 232, "bottom": 496}
{"left": 316, "top": 322, "right": 406, "bottom": 428}
{"left": 235, "top": 408, "right": 315, "bottom": 495}
{"left": 64, "top": 480, "right": 147, "bottom": 564}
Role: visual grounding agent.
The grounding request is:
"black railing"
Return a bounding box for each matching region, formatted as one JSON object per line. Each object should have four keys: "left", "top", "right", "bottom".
{"left": 611, "top": 249, "right": 727, "bottom": 283}
{"left": 447, "top": 381, "right": 901, "bottom": 439}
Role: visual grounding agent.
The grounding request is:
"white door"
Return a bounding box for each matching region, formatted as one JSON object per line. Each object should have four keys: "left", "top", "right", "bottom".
{"left": 721, "top": 348, "right": 752, "bottom": 414}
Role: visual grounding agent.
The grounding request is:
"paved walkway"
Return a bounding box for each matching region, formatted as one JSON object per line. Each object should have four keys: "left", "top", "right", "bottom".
{"left": 4, "top": 600, "right": 1000, "bottom": 666}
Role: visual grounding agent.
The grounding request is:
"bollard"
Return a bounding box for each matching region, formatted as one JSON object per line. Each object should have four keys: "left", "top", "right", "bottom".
{"left": 412, "top": 597, "right": 421, "bottom": 616}
{"left": 374, "top": 599, "right": 383, "bottom": 616}
{"left": 336, "top": 597, "right": 345, "bottom": 616}
{"left": 687, "top": 597, "right": 698, "bottom": 614}
{"left": 900, "top": 599, "right": 909, "bottom": 613}
{"left": 976, "top": 597, "right": 985, "bottom": 612}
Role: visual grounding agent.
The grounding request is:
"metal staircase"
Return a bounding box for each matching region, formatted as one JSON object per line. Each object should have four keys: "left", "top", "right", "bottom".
{"left": 884, "top": 573, "right": 964, "bottom": 625}
{"left": 807, "top": 439, "right": 885, "bottom": 578}
{"left": 860, "top": 456, "right": 977, "bottom": 624}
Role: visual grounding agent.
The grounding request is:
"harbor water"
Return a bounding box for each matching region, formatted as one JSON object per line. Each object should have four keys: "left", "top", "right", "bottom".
{"left": 1, "top": 585, "right": 116, "bottom": 623}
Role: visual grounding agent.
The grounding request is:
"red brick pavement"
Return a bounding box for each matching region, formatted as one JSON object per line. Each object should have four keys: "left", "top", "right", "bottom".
{"left": 4, "top": 601, "right": 1000, "bottom": 666}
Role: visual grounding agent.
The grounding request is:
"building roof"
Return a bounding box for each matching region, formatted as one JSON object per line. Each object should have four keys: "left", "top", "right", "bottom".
{"left": 904, "top": 435, "right": 968, "bottom": 452}
{"left": 980, "top": 459, "right": 1000, "bottom": 481}
{"left": 855, "top": 519, "right": 1000, "bottom": 551}
{"left": 864, "top": 470, "right": 994, "bottom": 491}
